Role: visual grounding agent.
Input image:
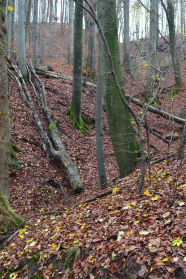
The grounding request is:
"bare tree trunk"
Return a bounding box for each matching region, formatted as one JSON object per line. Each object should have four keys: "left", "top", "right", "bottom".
{"left": 68, "top": 0, "right": 74, "bottom": 64}
{"left": 48, "top": 0, "right": 53, "bottom": 57}
{"left": 40, "top": 0, "right": 46, "bottom": 64}
{"left": 10, "top": 0, "right": 15, "bottom": 51}
{"left": 96, "top": 62, "right": 108, "bottom": 189}
{"left": 60, "top": 0, "right": 63, "bottom": 31}
{"left": 86, "top": 5, "right": 96, "bottom": 75}
{"left": 180, "top": 0, "right": 185, "bottom": 61}
{"left": 71, "top": 0, "right": 83, "bottom": 123}
{"left": 25, "top": 0, "right": 32, "bottom": 42}
{"left": 161, "top": 0, "right": 183, "bottom": 90}
{"left": 0, "top": 0, "right": 11, "bottom": 198}
{"left": 123, "top": 0, "right": 130, "bottom": 73}
{"left": 33, "top": 0, "right": 39, "bottom": 66}
{"left": 146, "top": 0, "right": 158, "bottom": 97}
{"left": 18, "top": 0, "right": 27, "bottom": 79}
{"left": 97, "top": 0, "right": 140, "bottom": 178}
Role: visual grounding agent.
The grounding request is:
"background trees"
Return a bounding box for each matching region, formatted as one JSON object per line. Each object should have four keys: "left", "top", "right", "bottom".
{"left": 17, "top": 0, "right": 27, "bottom": 79}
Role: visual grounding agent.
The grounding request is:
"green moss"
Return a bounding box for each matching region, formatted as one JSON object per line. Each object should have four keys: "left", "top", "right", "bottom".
{"left": 0, "top": 194, "right": 23, "bottom": 233}
{"left": 68, "top": 105, "right": 90, "bottom": 136}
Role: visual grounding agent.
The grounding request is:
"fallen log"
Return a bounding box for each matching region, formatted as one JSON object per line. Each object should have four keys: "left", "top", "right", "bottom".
{"left": 8, "top": 59, "right": 84, "bottom": 193}
{"left": 126, "top": 95, "right": 185, "bottom": 125}
{"left": 35, "top": 67, "right": 185, "bottom": 125}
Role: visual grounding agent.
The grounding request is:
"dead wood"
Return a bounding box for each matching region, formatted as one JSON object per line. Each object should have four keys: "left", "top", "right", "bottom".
{"left": 150, "top": 153, "right": 176, "bottom": 165}
{"left": 8, "top": 58, "right": 84, "bottom": 193}
{"left": 143, "top": 123, "right": 169, "bottom": 144}
{"left": 35, "top": 68, "right": 185, "bottom": 125}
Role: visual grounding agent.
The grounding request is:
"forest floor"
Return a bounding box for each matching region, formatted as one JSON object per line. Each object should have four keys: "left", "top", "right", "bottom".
{"left": 0, "top": 26, "right": 186, "bottom": 278}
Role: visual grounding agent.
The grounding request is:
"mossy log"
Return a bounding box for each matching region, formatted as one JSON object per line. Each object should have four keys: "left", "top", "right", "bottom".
{"left": 0, "top": 194, "right": 23, "bottom": 234}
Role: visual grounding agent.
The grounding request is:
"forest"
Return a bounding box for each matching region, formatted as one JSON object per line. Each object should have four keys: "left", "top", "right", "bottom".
{"left": 0, "top": 0, "right": 185, "bottom": 278}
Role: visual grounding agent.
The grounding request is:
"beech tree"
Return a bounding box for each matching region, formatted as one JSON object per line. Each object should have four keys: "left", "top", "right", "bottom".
{"left": 69, "top": 0, "right": 89, "bottom": 133}
{"left": 68, "top": 0, "right": 74, "bottom": 64}
{"left": 96, "top": 62, "right": 108, "bottom": 188}
{"left": 40, "top": 0, "right": 46, "bottom": 64}
{"left": 97, "top": 0, "right": 140, "bottom": 177}
{"left": 18, "top": 0, "right": 27, "bottom": 79}
{"left": 161, "top": 0, "right": 182, "bottom": 91}
{"left": 0, "top": 0, "right": 22, "bottom": 232}
{"left": 86, "top": 0, "right": 96, "bottom": 75}
{"left": 123, "top": 0, "right": 130, "bottom": 73}
{"left": 146, "top": 0, "right": 158, "bottom": 97}
{"left": 0, "top": 1, "right": 11, "bottom": 199}
{"left": 48, "top": 0, "right": 53, "bottom": 57}
{"left": 33, "top": 0, "right": 39, "bottom": 65}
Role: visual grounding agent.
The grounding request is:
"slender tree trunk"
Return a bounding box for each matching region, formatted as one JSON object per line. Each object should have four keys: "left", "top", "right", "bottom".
{"left": 123, "top": 0, "right": 130, "bottom": 73}
{"left": 5, "top": 0, "right": 11, "bottom": 49}
{"left": 48, "top": 0, "right": 53, "bottom": 57}
{"left": 0, "top": 0, "right": 11, "bottom": 198}
{"left": 146, "top": 0, "right": 158, "bottom": 97}
{"left": 40, "top": 0, "right": 46, "bottom": 64}
{"left": 10, "top": 0, "right": 15, "bottom": 51}
{"left": 68, "top": 0, "right": 74, "bottom": 64}
{"left": 18, "top": 0, "right": 27, "bottom": 79}
{"left": 164, "top": 0, "right": 182, "bottom": 90}
{"left": 86, "top": 1, "right": 96, "bottom": 75}
{"left": 97, "top": 0, "right": 140, "bottom": 177}
{"left": 96, "top": 62, "right": 108, "bottom": 189}
{"left": 61, "top": 0, "right": 63, "bottom": 31}
{"left": 180, "top": 0, "right": 185, "bottom": 61}
{"left": 33, "top": 0, "right": 39, "bottom": 66}
{"left": 25, "top": 0, "right": 32, "bottom": 42}
{"left": 53, "top": 0, "right": 57, "bottom": 35}
{"left": 71, "top": 0, "right": 83, "bottom": 123}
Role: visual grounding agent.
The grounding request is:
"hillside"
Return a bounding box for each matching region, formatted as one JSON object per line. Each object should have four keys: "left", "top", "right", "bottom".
{"left": 0, "top": 26, "right": 185, "bottom": 278}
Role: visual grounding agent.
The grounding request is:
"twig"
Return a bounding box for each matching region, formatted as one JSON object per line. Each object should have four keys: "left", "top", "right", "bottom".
{"left": 58, "top": 180, "right": 68, "bottom": 200}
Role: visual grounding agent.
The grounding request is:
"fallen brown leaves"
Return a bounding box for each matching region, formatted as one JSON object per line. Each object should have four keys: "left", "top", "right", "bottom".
{"left": 0, "top": 26, "right": 186, "bottom": 279}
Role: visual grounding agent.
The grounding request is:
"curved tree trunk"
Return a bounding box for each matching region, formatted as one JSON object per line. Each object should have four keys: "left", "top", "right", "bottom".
{"left": 97, "top": 0, "right": 140, "bottom": 178}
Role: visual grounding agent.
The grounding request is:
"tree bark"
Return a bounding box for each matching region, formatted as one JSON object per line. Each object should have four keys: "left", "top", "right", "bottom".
{"left": 0, "top": 0, "right": 11, "bottom": 198}
{"left": 18, "top": 0, "right": 27, "bottom": 79}
{"left": 86, "top": 0, "right": 96, "bottom": 75}
{"left": 97, "top": 0, "right": 140, "bottom": 178}
{"left": 96, "top": 62, "right": 108, "bottom": 189}
{"left": 48, "top": 0, "right": 53, "bottom": 57}
{"left": 40, "top": 0, "right": 46, "bottom": 64}
{"left": 33, "top": 0, "right": 38, "bottom": 66}
{"left": 68, "top": 0, "right": 74, "bottom": 64}
{"left": 162, "top": 0, "right": 183, "bottom": 90}
{"left": 71, "top": 0, "right": 83, "bottom": 123}
{"left": 146, "top": 0, "right": 158, "bottom": 97}
{"left": 123, "top": 0, "right": 130, "bottom": 73}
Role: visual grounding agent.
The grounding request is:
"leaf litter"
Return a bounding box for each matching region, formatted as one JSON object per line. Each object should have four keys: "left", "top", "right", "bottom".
{"left": 0, "top": 28, "right": 186, "bottom": 279}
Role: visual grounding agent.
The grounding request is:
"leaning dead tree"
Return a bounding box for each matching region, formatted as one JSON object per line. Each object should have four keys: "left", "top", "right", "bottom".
{"left": 8, "top": 56, "right": 84, "bottom": 193}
